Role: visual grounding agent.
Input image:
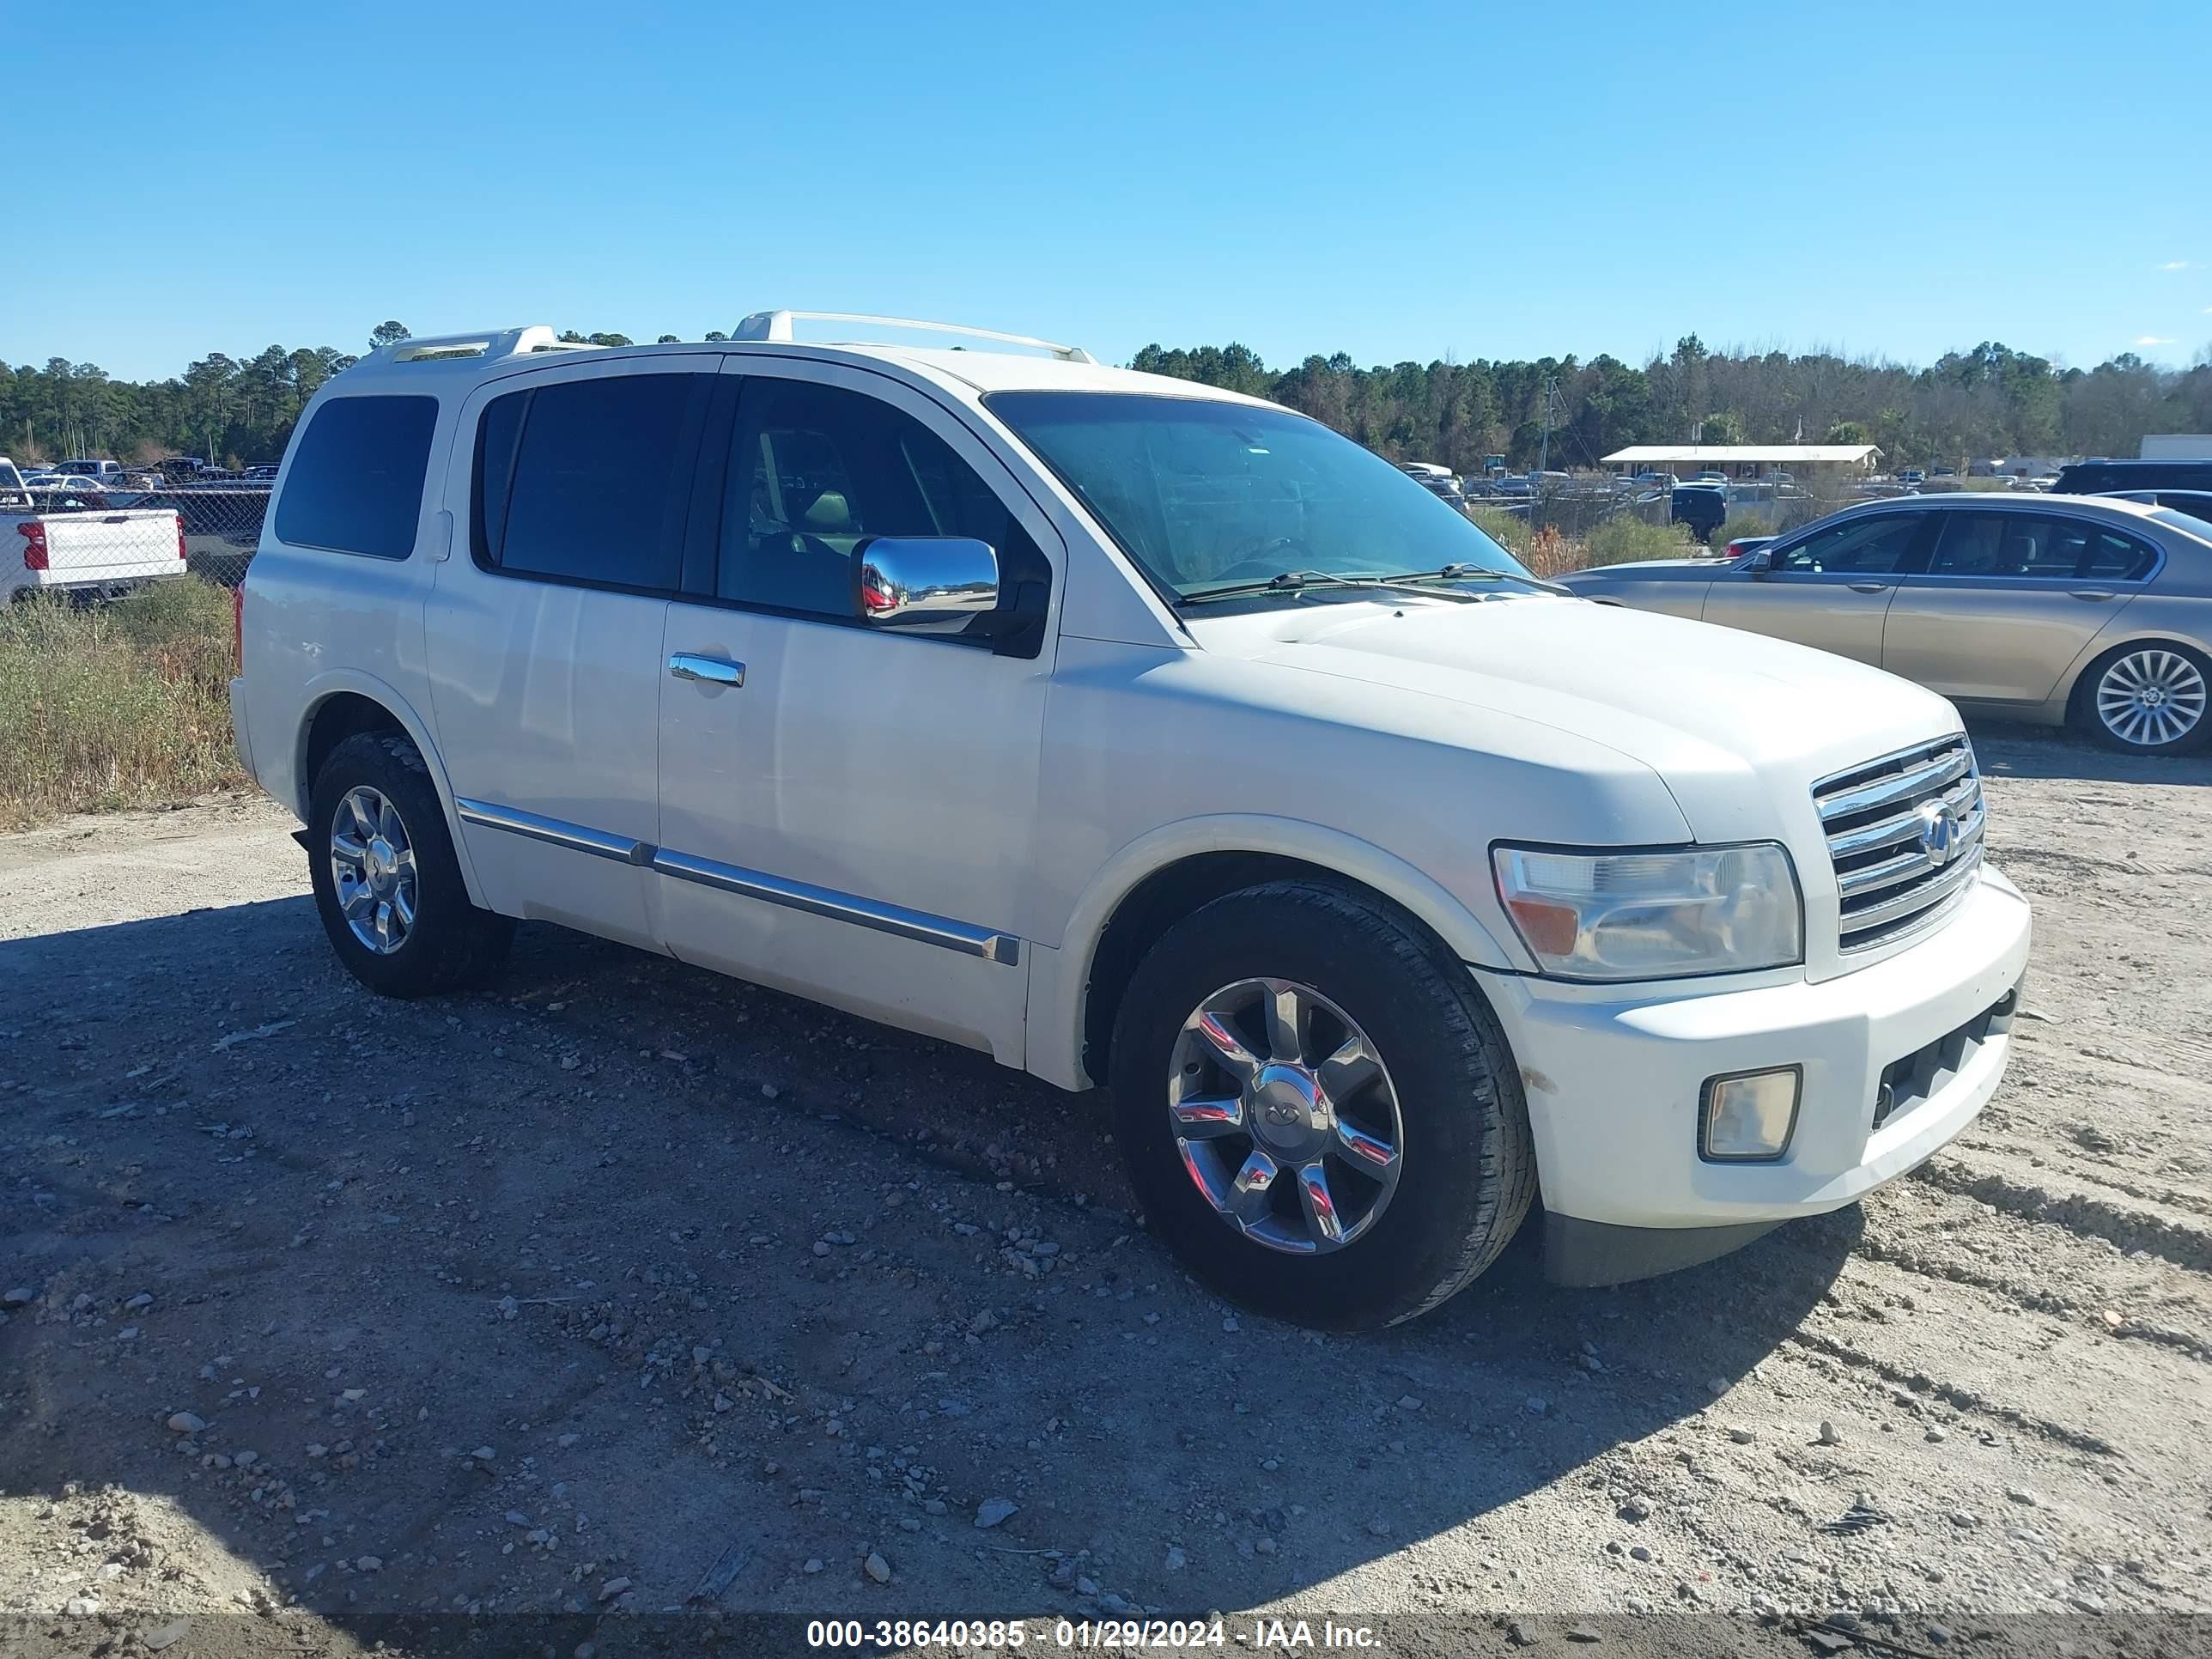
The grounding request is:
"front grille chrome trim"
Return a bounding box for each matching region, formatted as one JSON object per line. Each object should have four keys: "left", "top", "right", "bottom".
{"left": 1814, "top": 734, "right": 1986, "bottom": 954}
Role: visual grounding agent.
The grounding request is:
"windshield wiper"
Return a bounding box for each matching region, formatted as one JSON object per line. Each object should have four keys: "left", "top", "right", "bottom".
{"left": 1388, "top": 564, "right": 1574, "bottom": 596}
{"left": 1178, "top": 568, "right": 1474, "bottom": 606}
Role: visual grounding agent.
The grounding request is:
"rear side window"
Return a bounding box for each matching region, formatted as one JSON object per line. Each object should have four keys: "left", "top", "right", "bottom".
{"left": 1930, "top": 514, "right": 2154, "bottom": 580}
{"left": 274, "top": 395, "right": 437, "bottom": 559}
{"left": 473, "top": 373, "right": 708, "bottom": 592}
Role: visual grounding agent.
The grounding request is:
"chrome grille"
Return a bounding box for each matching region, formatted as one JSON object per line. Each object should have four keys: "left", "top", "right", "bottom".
{"left": 1814, "top": 734, "right": 1985, "bottom": 953}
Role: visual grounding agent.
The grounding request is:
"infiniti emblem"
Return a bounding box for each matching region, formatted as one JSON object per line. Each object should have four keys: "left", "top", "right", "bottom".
{"left": 1917, "top": 799, "right": 1960, "bottom": 867}
{"left": 1263, "top": 1100, "right": 1305, "bottom": 1127}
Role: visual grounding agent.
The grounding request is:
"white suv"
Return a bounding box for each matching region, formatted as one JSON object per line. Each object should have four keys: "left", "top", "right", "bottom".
{"left": 231, "top": 313, "right": 2032, "bottom": 1328}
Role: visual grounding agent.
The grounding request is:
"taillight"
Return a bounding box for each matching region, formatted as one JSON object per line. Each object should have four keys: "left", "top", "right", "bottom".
{"left": 19, "top": 520, "right": 48, "bottom": 570}
{"left": 233, "top": 583, "right": 246, "bottom": 669}
{"left": 176, "top": 514, "right": 188, "bottom": 561}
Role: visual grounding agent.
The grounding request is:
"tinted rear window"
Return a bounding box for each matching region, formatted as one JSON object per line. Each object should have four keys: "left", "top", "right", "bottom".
{"left": 473, "top": 373, "right": 704, "bottom": 591}
{"left": 274, "top": 395, "right": 438, "bottom": 559}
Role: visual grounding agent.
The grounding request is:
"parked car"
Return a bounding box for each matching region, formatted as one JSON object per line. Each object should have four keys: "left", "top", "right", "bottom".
{"left": 1669, "top": 481, "right": 1728, "bottom": 541}
{"left": 232, "top": 313, "right": 2032, "bottom": 1328}
{"left": 1719, "top": 533, "right": 1776, "bottom": 562}
{"left": 2098, "top": 488, "right": 2212, "bottom": 526}
{"left": 53, "top": 458, "right": 127, "bottom": 486}
{"left": 2057, "top": 459, "right": 2212, "bottom": 495}
{"left": 1559, "top": 494, "right": 2212, "bottom": 755}
{"left": 243, "top": 464, "right": 281, "bottom": 483}
{"left": 2, "top": 457, "right": 185, "bottom": 602}
{"left": 1899, "top": 469, "right": 1927, "bottom": 488}
{"left": 1632, "top": 471, "right": 1679, "bottom": 491}
{"left": 153, "top": 456, "right": 211, "bottom": 482}
{"left": 1689, "top": 470, "right": 1729, "bottom": 488}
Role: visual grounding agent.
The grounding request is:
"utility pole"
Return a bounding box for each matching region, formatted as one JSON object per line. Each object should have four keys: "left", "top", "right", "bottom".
{"left": 1536, "top": 376, "right": 1559, "bottom": 478}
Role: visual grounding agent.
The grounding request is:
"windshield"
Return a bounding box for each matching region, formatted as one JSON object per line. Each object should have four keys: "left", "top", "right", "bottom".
{"left": 985, "top": 392, "right": 1528, "bottom": 597}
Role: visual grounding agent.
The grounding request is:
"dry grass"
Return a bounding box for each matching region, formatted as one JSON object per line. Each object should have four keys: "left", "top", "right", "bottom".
{"left": 0, "top": 579, "right": 245, "bottom": 829}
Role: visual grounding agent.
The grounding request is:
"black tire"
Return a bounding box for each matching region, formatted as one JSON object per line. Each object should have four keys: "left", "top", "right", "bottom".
{"left": 307, "top": 732, "right": 514, "bottom": 998}
{"left": 1109, "top": 878, "right": 1535, "bottom": 1331}
{"left": 2072, "top": 641, "right": 2212, "bottom": 757}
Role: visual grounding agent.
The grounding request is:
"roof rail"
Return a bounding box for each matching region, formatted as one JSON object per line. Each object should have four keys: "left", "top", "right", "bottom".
{"left": 378, "top": 326, "right": 600, "bottom": 365}
{"left": 733, "top": 310, "right": 1097, "bottom": 365}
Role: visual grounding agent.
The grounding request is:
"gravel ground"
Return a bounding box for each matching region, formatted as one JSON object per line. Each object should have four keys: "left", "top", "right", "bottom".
{"left": 2, "top": 726, "right": 2208, "bottom": 1658}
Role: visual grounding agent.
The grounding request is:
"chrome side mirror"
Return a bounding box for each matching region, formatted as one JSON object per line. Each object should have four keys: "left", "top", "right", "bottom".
{"left": 854, "top": 536, "right": 1000, "bottom": 631}
{"left": 1745, "top": 548, "right": 1774, "bottom": 578}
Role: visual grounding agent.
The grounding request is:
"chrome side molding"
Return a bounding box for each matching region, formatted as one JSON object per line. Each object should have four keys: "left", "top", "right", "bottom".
{"left": 651, "top": 848, "right": 1020, "bottom": 964}
{"left": 455, "top": 798, "right": 1019, "bottom": 964}
{"left": 456, "top": 799, "right": 653, "bottom": 865}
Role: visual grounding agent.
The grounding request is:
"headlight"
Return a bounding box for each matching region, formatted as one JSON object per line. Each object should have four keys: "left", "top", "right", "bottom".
{"left": 1492, "top": 842, "right": 1802, "bottom": 981}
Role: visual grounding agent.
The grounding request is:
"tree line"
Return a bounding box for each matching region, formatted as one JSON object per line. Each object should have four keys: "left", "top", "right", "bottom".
{"left": 1133, "top": 337, "right": 2212, "bottom": 473}
{"left": 6, "top": 318, "right": 2209, "bottom": 471}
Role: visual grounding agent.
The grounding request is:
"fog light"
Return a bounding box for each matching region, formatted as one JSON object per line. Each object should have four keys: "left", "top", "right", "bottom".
{"left": 1701, "top": 1067, "right": 1801, "bottom": 1161}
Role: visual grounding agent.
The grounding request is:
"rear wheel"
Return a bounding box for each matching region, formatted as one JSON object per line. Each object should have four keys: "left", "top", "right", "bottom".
{"left": 2077, "top": 642, "right": 2209, "bottom": 755}
{"left": 307, "top": 732, "right": 514, "bottom": 997}
{"left": 1109, "top": 879, "right": 1534, "bottom": 1330}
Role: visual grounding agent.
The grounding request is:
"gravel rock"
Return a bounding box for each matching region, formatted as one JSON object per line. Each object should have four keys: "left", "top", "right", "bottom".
{"left": 864, "top": 1552, "right": 892, "bottom": 1584}
{"left": 1164, "top": 1544, "right": 1186, "bottom": 1570}
{"left": 165, "top": 1412, "right": 206, "bottom": 1434}
{"left": 975, "top": 1497, "right": 1018, "bottom": 1528}
{"left": 1817, "top": 1419, "right": 1842, "bottom": 1445}
{"left": 597, "top": 1576, "right": 631, "bottom": 1601}
{"left": 1729, "top": 1426, "right": 1756, "bottom": 1444}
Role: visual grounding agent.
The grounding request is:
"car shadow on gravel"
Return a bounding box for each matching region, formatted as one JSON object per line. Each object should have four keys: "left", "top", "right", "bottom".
{"left": 1, "top": 894, "right": 1857, "bottom": 1638}
{"left": 1966, "top": 719, "right": 2212, "bottom": 786}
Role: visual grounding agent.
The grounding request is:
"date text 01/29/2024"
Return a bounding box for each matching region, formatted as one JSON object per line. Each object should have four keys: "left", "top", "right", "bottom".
{"left": 803, "top": 1618, "right": 1383, "bottom": 1650}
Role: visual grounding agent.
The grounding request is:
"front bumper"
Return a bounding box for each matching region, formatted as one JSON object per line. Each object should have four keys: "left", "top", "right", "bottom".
{"left": 1475, "top": 866, "right": 2031, "bottom": 1280}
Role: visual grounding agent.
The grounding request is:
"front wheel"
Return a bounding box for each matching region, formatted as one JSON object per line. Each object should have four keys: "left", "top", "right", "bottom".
{"left": 2077, "top": 642, "right": 2209, "bottom": 756}
{"left": 1109, "top": 879, "right": 1535, "bottom": 1330}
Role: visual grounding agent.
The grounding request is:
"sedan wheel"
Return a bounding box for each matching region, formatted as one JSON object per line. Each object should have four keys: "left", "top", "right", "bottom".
{"left": 2092, "top": 647, "right": 2208, "bottom": 753}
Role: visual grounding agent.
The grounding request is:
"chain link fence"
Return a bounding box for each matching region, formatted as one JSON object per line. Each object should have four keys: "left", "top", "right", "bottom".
{"left": 127, "top": 484, "right": 267, "bottom": 587}
{"left": 8, "top": 481, "right": 265, "bottom": 592}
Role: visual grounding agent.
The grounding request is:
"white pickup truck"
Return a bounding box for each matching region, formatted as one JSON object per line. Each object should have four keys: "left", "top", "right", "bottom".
{"left": 2, "top": 457, "right": 186, "bottom": 603}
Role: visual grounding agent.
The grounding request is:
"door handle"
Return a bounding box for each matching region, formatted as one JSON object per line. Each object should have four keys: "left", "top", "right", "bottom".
{"left": 1847, "top": 581, "right": 1891, "bottom": 593}
{"left": 669, "top": 653, "right": 745, "bottom": 687}
{"left": 2067, "top": 589, "right": 2115, "bottom": 602}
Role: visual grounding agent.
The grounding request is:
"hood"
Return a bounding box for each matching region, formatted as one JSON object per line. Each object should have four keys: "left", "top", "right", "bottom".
{"left": 1189, "top": 592, "right": 1961, "bottom": 842}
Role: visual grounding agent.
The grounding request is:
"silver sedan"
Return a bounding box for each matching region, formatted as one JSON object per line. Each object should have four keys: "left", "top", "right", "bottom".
{"left": 1558, "top": 495, "right": 2212, "bottom": 755}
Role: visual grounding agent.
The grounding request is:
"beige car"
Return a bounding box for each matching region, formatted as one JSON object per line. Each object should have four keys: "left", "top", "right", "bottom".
{"left": 1559, "top": 495, "right": 2212, "bottom": 755}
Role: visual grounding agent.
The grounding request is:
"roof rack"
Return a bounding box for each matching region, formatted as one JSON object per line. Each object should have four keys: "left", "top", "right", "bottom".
{"left": 377, "top": 326, "right": 600, "bottom": 364}
{"left": 733, "top": 310, "right": 1096, "bottom": 365}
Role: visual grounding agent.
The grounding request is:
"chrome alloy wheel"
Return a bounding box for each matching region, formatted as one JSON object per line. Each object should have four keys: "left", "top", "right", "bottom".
{"left": 331, "top": 786, "right": 418, "bottom": 955}
{"left": 2097, "top": 648, "right": 2207, "bottom": 748}
{"left": 1166, "top": 977, "right": 1405, "bottom": 1255}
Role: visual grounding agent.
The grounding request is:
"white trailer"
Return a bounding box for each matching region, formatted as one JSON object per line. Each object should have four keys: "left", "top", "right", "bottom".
{"left": 2140, "top": 434, "right": 2212, "bottom": 459}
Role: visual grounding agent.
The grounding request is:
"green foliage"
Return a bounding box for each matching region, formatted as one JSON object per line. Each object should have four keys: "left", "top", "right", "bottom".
{"left": 368, "top": 320, "right": 410, "bottom": 350}
{"left": 1582, "top": 516, "right": 1700, "bottom": 568}
{"left": 1467, "top": 507, "right": 1532, "bottom": 553}
{"left": 1721, "top": 513, "right": 1776, "bottom": 541}
{"left": 1124, "top": 340, "right": 2212, "bottom": 474}
{"left": 0, "top": 580, "right": 243, "bottom": 827}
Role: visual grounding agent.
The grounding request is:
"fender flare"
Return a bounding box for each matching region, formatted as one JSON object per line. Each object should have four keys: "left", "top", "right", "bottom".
{"left": 295, "top": 669, "right": 487, "bottom": 908}
{"left": 1032, "top": 812, "right": 1524, "bottom": 1091}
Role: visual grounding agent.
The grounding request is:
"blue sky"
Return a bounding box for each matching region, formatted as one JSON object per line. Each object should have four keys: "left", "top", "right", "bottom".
{"left": 11, "top": 0, "right": 2209, "bottom": 381}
